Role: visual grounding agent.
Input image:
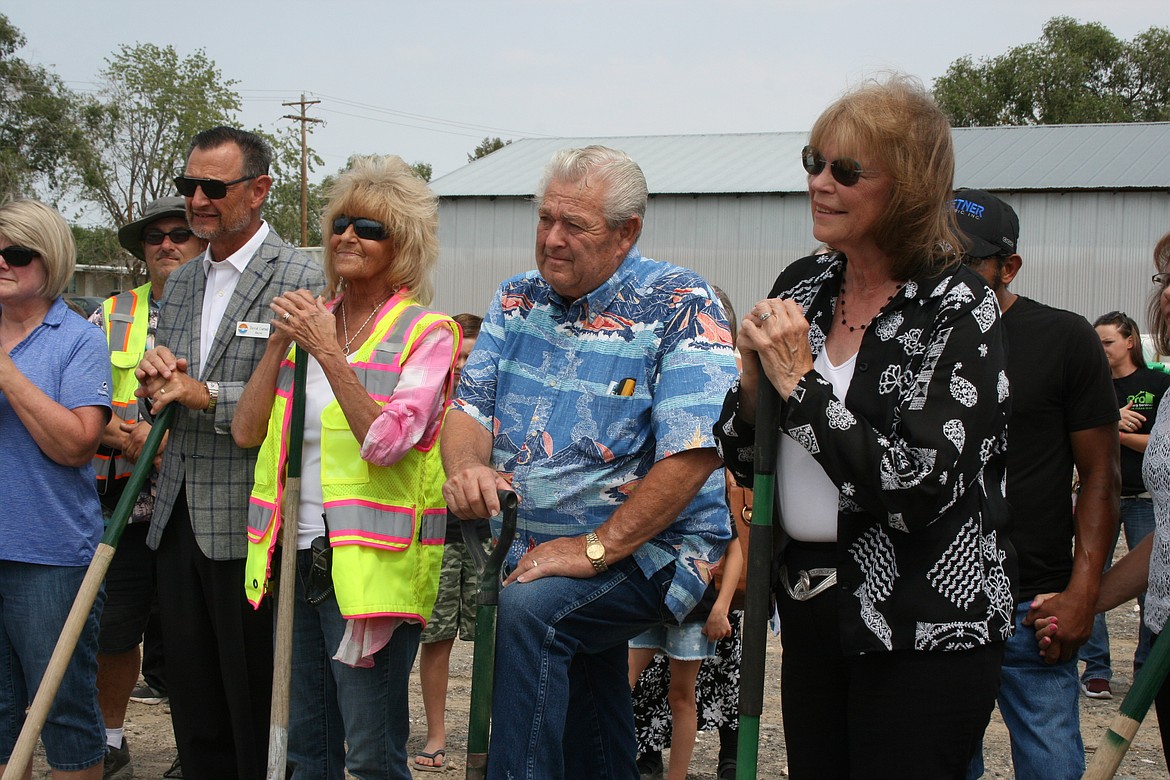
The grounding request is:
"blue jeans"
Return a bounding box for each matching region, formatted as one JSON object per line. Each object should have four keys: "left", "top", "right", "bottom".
{"left": 1080, "top": 496, "right": 1156, "bottom": 680}
{"left": 0, "top": 561, "right": 105, "bottom": 772}
{"left": 967, "top": 602, "right": 1083, "bottom": 780}
{"left": 488, "top": 557, "right": 675, "bottom": 780}
{"left": 286, "top": 549, "right": 422, "bottom": 780}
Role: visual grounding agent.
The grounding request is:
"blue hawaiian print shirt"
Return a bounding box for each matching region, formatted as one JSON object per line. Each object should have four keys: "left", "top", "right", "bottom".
{"left": 453, "top": 248, "right": 738, "bottom": 620}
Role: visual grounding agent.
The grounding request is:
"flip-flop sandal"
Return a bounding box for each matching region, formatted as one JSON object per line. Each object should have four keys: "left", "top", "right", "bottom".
{"left": 414, "top": 748, "right": 446, "bottom": 772}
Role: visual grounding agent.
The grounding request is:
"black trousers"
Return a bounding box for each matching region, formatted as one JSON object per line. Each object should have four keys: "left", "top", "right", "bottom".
{"left": 776, "top": 542, "right": 1003, "bottom": 780}
{"left": 156, "top": 489, "right": 273, "bottom": 780}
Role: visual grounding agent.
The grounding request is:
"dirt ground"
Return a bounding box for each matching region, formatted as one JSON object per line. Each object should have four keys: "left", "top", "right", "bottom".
{"left": 31, "top": 575, "right": 1170, "bottom": 779}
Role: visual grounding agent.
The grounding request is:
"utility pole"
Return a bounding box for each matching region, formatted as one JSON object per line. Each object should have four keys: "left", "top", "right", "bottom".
{"left": 282, "top": 94, "right": 323, "bottom": 247}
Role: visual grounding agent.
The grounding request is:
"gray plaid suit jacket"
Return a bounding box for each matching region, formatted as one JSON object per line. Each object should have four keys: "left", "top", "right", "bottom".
{"left": 146, "top": 227, "right": 324, "bottom": 560}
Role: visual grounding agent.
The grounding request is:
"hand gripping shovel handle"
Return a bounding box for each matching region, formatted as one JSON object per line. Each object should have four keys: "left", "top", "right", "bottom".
{"left": 463, "top": 490, "right": 518, "bottom": 780}
{"left": 267, "top": 347, "right": 308, "bottom": 780}
{"left": 737, "top": 377, "right": 781, "bottom": 780}
{"left": 461, "top": 490, "right": 519, "bottom": 605}
{"left": 2, "top": 404, "right": 176, "bottom": 780}
{"left": 1084, "top": 626, "right": 1170, "bottom": 778}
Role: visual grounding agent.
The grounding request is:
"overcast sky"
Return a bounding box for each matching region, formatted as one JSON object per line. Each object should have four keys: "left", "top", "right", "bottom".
{"left": 8, "top": 1, "right": 1167, "bottom": 185}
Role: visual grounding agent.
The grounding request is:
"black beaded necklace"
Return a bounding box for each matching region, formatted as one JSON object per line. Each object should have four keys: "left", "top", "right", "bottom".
{"left": 838, "top": 278, "right": 905, "bottom": 333}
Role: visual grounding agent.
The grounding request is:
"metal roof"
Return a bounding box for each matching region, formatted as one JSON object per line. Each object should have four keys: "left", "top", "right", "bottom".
{"left": 429, "top": 123, "right": 1170, "bottom": 197}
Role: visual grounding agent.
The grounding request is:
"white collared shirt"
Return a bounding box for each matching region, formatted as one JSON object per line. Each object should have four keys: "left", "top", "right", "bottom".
{"left": 199, "top": 220, "right": 270, "bottom": 375}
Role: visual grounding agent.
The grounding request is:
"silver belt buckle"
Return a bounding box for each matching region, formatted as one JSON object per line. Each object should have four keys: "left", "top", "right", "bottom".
{"left": 781, "top": 565, "right": 837, "bottom": 601}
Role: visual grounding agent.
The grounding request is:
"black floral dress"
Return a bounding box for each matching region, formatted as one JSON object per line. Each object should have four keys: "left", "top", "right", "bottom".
{"left": 632, "top": 610, "right": 743, "bottom": 750}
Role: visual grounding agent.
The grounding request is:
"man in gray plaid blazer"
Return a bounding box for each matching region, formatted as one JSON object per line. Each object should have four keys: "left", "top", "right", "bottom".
{"left": 136, "top": 127, "right": 324, "bottom": 780}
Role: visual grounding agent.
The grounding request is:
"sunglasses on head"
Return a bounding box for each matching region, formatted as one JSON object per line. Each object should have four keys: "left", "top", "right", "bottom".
{"left": 173, "top": 174, "right": 258, "bottom": 200}
{"left": 332, "top": 216, "right": 389, "bottom": 241}
{"left": 0, "top": 246, "right": 39, "bottom": 267}
{"left": 142, "top": 228, "right": 196, "bottom": 246}
{"left": 801, "top": 145, "right": 873, "bottom": 187}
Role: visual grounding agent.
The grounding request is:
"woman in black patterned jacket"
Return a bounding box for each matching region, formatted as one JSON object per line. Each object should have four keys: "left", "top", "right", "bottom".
{"left": 714, "top": 76, "right": 1014, "bottom": 779}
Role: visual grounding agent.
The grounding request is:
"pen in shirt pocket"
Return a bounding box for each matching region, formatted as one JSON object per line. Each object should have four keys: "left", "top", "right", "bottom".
{"left": 609, "top": 377, "right": 636, "bottom": 397}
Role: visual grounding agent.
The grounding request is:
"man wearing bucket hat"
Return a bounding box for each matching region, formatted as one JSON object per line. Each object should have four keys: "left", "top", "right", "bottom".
{"left": 955, "top": 188, "right": 1119, "bottom": 780}
{"left": 89, "top": 195, "right": 205, "bottom": 779}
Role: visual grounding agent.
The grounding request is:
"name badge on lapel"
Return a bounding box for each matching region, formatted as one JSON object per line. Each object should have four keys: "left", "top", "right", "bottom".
{"left": 236, "top": 321, "right": 271, "bottom": 339}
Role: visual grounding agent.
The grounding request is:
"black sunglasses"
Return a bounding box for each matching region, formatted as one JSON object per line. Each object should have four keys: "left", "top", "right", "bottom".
{"left": 0, "top": 246, "right": 39, "bottom": 267}
{"left": 332, "top": 216, "right": 389, "bottom": 241}
{"left": 142, "top": 228, "right": 196, "bottom": 246}
{"left": 801, "top": 145, "right": 874, "bottom": 187}
{"left": 173, "top": 174, "right": 258, "bottom": 200}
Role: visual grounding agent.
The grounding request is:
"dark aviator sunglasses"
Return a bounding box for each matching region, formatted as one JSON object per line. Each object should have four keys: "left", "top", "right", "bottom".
{"left": 0, "top": 246, "right": 39, "bottom": 267}
{"left": 332, "top": 216, "right": 389, "bottom": 242}
{"left": 143, "top": 228, "right": 196, "bottom": 246}
{"left": 801, "top": 145, "right": 874, "bottom": 187}
{"left": 173, "top": 174, "right": 258, "bottom": 200}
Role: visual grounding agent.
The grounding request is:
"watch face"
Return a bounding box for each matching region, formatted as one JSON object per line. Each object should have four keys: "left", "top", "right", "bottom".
{"left": 587, "top": 542, "right": 604, "bottom": 560}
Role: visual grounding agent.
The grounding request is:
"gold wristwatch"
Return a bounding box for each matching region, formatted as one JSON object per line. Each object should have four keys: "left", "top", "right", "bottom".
{"left": 585, "top": 531, "right": 608, "bottom": 573}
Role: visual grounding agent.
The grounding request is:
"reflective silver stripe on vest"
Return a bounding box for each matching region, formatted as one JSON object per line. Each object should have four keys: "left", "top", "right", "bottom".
{"left": 326, "top": 502, "right": 416, "bottom": 545}
{"left": 106, "top": 311, "right": 135, "bottom": 353}
{"left": 247, "top": 501, "right": 276, "bottom": 543}
{"left": 420, "top": 511, "right": 445, "bottom": 543}
{"left": 352, "top": 305, "right": 427, "bottom": 398}
{"left": 274, "top": 357, "right": 296, "bottom": 397}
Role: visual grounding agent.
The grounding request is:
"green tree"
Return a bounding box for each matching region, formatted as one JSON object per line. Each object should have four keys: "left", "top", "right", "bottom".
{"left": 0, "top": 15, "right": 88, "bottom": 199}
{"left": 72, "top": 224, "right": 139, "bottom": 280}
{"left": 410, "top": 161, "right": 433, "bottom": 182}
{"left": 77, "top": 44, "right": 241, "bottom": 228}
{"left": 260, "top": 123, "right": 325, "bottom": 246}
{"left": 467, "top": 136, "right": 510, "bottom": 163}
{"left": 934, "top": 17, "right": 1170, "bottom": 125}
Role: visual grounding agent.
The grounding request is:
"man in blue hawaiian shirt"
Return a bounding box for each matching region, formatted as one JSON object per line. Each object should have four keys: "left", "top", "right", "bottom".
{"left": 442, "top": 145, "right": 738, "bottom": 779}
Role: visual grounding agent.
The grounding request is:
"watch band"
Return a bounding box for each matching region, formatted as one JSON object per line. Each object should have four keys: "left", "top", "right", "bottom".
{"left": 586, "top": 531, "right": 608, "bottom": 573}
{"left": 204, "top": 381, "right": 219, "bottom": 414}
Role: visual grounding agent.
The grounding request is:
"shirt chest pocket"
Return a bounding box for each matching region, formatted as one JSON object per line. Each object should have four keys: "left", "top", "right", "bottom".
{"left": 571, "top": 387, "right": 652, "bottom": 462}
{"left": 320, "top": 404, "right": 369, "bottom": 485}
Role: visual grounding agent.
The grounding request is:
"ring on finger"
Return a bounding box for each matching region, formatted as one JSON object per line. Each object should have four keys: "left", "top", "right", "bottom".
{"left": 757, "top": 311, "right": 772, "bottom": 321}
{"left": 530, "top": 559, "right": 538, "bottom": 569}
{"left": 158, "top": 387, "right": 166, "bottom": 395}
{"left": 283, "top": 312, "right": 292, "bottom": 321}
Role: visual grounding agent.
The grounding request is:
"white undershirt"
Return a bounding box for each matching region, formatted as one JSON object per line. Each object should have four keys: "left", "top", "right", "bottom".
{"left": 199, "top": 221, "right": 270, "bottom": 374}
{"left": 297, "top": 354, "right": 334, "bottom": 549}
{"left": 776, "top": 348, "right": 857, "bottom": 542}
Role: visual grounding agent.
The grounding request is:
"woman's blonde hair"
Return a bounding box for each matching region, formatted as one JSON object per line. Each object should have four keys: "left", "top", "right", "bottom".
{"left": 1148, "top": 232, "right": 1170, "bottom": 356}
{"left": 0, "top": 199, "right": 76, "bottom": 300}
{"left": 320, "top": 155, "right": 439, "bottom": 304}
{"left": 808, "top": 74, "right": 961, "bottom": 278}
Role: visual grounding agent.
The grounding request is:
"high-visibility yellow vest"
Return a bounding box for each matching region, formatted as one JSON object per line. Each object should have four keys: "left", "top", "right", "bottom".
{"left": 244, "top": 295, "right": 458, "bottom": 622}
{"left": 93, "top": 282, "right": 152, "bottom": 485}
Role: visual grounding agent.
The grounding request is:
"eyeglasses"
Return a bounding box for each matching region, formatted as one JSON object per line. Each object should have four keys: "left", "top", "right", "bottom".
{"left": 0, "top": 246, "right": 39, "bottom": 267}
{"left": 801, "top": 145, "right": 875, "bottom": 187}
{"left": 1154, "top": 273, "right": 1170, "bottom": 288}
{"left": 173, "top": 174, "right": 258, "bottom": 199}
{"left": 332, "top": 216, "right": 389, "bottom": 241}
{"left": 142, "top": 228, "right": 196, "bottom": 246}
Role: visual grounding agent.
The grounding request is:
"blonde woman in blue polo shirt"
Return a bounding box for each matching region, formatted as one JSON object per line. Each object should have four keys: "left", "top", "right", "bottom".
{"left": 0, "top": 199, "right": 112, "bottom": 779}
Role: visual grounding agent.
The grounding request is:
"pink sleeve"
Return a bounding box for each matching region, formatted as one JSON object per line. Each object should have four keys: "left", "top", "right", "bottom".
{"left": 359, "top": 326, "right": 455, "bottom": 466}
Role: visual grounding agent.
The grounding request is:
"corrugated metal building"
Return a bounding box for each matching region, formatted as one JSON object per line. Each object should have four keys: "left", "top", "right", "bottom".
{"left": 430, "top": 124, "right": 1170, "bottom": 327}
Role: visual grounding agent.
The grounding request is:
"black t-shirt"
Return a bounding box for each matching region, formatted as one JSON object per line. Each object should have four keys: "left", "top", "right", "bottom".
{"left": 1002, "top": 297, "right": 1118, "bottom": 599}
{"left": 1115, "top": 368, "right": 1170, "bottom": 494}
{"left": 444, "top": 515, "right": 491, "bottom": 544}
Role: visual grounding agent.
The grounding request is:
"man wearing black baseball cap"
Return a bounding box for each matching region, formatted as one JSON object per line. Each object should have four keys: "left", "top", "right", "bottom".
{"left": 956, "top": 188, "right": 1119, "bottom": 780}
{"left": 91, "top": 195, "right": 205, "bottom": 778}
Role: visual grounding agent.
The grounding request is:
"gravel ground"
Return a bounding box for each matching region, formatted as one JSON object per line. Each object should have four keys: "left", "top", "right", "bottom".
{"left": 28, "top": 554, "right": 1170, "bottom": 779}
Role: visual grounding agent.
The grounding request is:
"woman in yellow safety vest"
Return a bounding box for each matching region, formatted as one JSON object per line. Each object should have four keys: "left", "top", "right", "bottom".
{"left": 233, "top": 155, "right": 459, "bottom": 780}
